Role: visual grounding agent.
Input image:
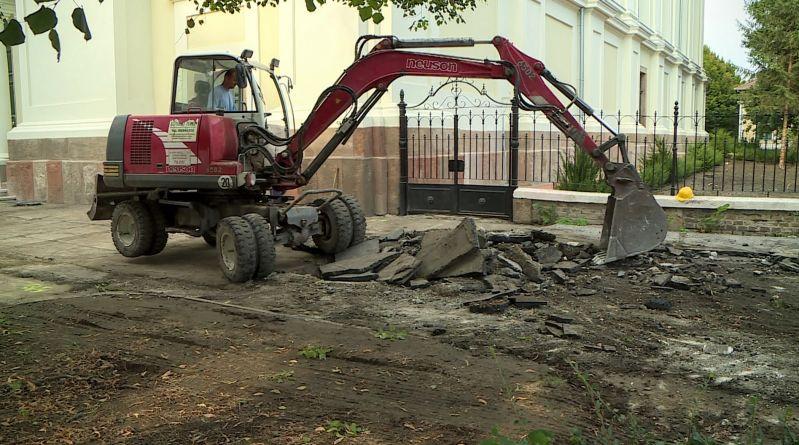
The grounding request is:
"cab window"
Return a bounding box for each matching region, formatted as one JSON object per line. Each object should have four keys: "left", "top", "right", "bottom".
{"left": 172, "top": 57, "right": 256, "bottom": 114}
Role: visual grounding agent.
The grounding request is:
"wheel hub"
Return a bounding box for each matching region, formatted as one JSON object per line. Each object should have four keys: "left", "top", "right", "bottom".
{"left": 219, "top": 231, "right": 237, "bottom": 271}
{"left": 117, "top": 213, "right": 135, "bottom": 247}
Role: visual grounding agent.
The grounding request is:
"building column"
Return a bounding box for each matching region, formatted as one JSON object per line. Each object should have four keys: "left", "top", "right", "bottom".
{"left": 0, "top": 49, "right": 10, "bottom": 182}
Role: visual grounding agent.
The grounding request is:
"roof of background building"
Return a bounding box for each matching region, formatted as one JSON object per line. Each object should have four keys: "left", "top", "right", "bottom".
{"left": 735, "top": 78, "right": 756, "bottom": 92}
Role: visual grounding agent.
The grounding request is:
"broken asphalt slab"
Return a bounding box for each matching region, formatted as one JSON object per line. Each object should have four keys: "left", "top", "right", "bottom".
{"left": 377, "top": 253, "right": 421, "bottom": 284}
{"left": 414, "top": 218, "right": 482, "bottom": 279}
{"left": 320, "top": 251, "right": 400, "bottom": 279}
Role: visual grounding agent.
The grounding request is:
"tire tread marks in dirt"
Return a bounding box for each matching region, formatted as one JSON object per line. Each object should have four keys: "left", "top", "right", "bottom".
{"left": 242, "top": 213, "right": 277, "bottom": 279}
{"left": 313, "top": 199, "right": 353, "bottom": 254}
{"left": 111, "top": 200, "right": 155, "bottom": 258}
{"left": 339, "top": 194, "right": 367, "bottom": 247}
{"left": 216, "top": 216, "right": 258, "bottom": 282}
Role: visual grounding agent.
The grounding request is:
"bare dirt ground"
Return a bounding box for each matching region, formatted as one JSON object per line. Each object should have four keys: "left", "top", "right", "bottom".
{"left": 1, "top": 204, "right": 798, "bottom": 444}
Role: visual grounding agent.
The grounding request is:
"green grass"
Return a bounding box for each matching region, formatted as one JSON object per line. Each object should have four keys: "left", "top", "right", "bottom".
{"left": 325, "top": 420, "right": 364, "bottom": 438}
{"left": 374, "top": 326, "right": 407, "bottom": 341}
{"left": 556, "top": 217, "right": 589, "bottom": 226}
{"left": 299, "top": 345, "right": 332, "bottom": 360}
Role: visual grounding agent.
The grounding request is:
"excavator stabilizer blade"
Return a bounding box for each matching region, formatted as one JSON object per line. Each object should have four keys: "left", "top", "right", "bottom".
{"left": 595, "top": 164, "right": 667, "bottom": 264}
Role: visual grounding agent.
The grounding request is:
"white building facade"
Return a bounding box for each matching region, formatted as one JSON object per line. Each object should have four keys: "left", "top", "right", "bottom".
{"left": 1, "top": 0, "right": 705, "bottom": 214}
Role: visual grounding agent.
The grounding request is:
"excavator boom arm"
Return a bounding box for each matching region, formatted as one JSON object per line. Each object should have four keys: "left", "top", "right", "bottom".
{"left": 268, "top": 35, "right": 666, "bottom": 263}
{"left": 283, "top": 36, "right": 609, "bottom": 178}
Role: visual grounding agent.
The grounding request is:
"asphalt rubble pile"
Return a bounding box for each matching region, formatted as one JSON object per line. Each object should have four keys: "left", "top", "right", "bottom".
{"left": 319, "top": 217, "right": 607, "bottom": 317}
{"left": 318, "top": 217, "right": 798, "bottom": 326}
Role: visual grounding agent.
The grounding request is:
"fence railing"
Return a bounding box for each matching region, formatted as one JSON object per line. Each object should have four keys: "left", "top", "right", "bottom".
{"left": 400, "top": 88, "right": 798, "bottom": 197}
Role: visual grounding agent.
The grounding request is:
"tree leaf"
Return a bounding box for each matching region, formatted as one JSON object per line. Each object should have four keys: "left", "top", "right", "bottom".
{"left": 358, "top": 6, "right": 372, "bottom": 21}
{"left": 372, "top": 11, "right": 384, "bottom": 24}
{"left": 48, "top": 28, "right": 60, "bottom": 62}
{"left": 25, "top": 6, "right": 57, "bottom": 35}
{"left": 0, "top": 19, "right": 25, "bottom": 47}
{"left": 304, "top": 0, "right": 316, "bottom": 12}
{"left": 71, "top": 7, "right": 92, "bottom": 41}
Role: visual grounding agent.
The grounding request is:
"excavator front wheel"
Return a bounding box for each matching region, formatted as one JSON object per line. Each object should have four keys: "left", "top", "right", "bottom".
{"left": 313, "top": 199, "right": 354, "bottom": 254}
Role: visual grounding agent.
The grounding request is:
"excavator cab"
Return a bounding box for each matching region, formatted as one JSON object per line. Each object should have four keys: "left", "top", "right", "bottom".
{"left": 170, "top": 51, "right": 295, "bottom": 138}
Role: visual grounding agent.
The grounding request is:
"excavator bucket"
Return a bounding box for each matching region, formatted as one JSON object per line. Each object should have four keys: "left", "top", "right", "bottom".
{"left": 595, "top": 163, "right": 667, "bottom": 264}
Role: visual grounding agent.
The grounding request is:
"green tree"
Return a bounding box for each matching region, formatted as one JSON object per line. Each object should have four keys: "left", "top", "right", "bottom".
{"left": 0, "top": 0, "right": 484, "bottom": 60}
{"left": 703, "top": 46, "right": 742, "bottom": 134}
{"left": 741, "top": 0, "right": 799, "bottom": 169}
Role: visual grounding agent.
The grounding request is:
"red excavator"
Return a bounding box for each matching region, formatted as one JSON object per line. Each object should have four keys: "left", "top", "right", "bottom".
{"left": 88, "top": 36, "right": 666, "bottom": 282}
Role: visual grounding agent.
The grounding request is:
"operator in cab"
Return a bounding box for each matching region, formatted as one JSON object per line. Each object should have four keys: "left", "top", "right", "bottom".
{"left": 210, "top": 68, "right": 238, "bottom": 112}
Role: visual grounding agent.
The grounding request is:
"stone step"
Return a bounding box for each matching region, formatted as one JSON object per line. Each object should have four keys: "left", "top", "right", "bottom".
{"left": 0, "top": 195, "right": 17, "bottom": 202}
{"left": 0, "top": 188, "right": 7, "bottom": 196}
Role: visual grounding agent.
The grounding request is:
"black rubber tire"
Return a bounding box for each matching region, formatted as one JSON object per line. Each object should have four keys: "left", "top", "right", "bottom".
{"left": 111, "top": 201, "right": 155, "bottom": 258}
{"left": 339, "top": 194, "right": 367, "bottom": 247}
{"left": 242, "top": 213, "right": 276, "bottom": 279}
{"left": 145, "top": 202, "right": 168, "bottom": 255}
{"left": 216, "top": 217, "right": 258, "bottom": 283}
{"left": 312, "top": 199, "right": 353, "bottom": 254}
{"left": 202, "top": 229, "right": 217, "bottom": 247}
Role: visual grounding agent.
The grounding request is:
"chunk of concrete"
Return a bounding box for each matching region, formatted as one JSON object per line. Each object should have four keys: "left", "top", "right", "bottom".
{"left": 437, "top": 249, "right": 489, "bottom": 278}
{"left": 668, "top": 275, "right": 695, "bottom": 290}
{"left": 487, "top": 232, "right": 531, "bottom": 244}
{"left": 497, "top": 254, "right": 522, "bottom": 273}
{"left": 651, "top": 273, "right": 673, "bottom": 287}
{"left": 320, "top": 251, "right": 400, "bottom": 279}
{"left": 534, "top": 245, "right": 563, "bottom": 265}
{"left": 499, "top": 244, "right": 543, "bottom": 282}
{"left": 326, "top": 272, "right": 379, "bottom": 282}
{"left": 335, "top": 238, "right": 380, "bottom": 262}
{"left": 553, "top": 261, "right": 581, "bottom": 274}
{"left": 550, "top": 269, "right": 568, "bottom": 284}
{"left": 408, "top": 278, "right": 430, "bottom": 289}
{"left": 415, "top": 218, "right": 481, "bottom": 279}
{"left": 377, "top": 253, "right": 421, "bottom": 284}
{"left": 380, "top": 228, "right": 405, "bottom": 242}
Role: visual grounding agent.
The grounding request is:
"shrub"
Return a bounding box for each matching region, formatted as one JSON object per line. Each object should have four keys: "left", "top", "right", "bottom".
{"left": 640, "top": 135, "right": 726, "bottom": 189}
{"left": 556, "top": 149, "right": 611, "bottom": 193}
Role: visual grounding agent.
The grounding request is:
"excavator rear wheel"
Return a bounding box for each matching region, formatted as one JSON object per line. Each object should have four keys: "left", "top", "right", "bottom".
{"left": 216, "top": 216, "right": 258, "bottom": 283}
{"left": 144, "top": 202, "right": 168, "bottom": 255}
{"left": 111, "top": 200, "right": 155, "bottom": 258}
{"left": 242, "top": 213, "right": 276, "bottom": 279}
{"left": 338, "top": 195, "right": 366, "bottom": 247}
{"left": 312, "top": 199, "right": 353, "bottom": 254}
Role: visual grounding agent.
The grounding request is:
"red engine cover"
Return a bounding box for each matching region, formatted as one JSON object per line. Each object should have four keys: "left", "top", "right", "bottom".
{"left": 123, "top": 114, "right": 241, "bottom": 176}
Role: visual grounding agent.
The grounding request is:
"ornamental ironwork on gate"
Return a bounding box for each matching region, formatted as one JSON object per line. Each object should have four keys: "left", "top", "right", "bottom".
{"left": 398, "top": 79, "right": 519, "bottom": 218}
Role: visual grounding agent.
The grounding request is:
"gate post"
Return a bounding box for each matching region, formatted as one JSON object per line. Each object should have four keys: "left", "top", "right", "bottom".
{"left": 508, "top": 98, "right": 520, "bottom": 218}
{"left": 671, "top": 101, "right": 679, "bottom": 196}
{"left": 398, "top": 90, "right": 408, "bottom": 215}
{"left": 510, "top": 98, "right": 520, "bottom": 188}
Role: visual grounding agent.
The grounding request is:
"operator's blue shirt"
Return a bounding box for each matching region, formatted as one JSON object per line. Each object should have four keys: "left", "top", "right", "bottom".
{"left": 210, "top": 85, "right": 236, "bottom": 111}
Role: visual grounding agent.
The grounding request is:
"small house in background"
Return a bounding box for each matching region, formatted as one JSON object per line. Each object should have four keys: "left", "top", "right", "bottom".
{"left": 735, "top": 78, "right": 756, "bottom": 140}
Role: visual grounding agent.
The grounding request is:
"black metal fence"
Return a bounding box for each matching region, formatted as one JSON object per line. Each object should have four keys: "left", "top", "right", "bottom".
{"left": 399, "top": 79, "right": 799, "bottom": 197}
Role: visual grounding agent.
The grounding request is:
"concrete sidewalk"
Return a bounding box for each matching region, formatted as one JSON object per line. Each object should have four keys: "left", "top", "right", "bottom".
{"left": 1, "top": 203, "right": 796, "bottom": 283}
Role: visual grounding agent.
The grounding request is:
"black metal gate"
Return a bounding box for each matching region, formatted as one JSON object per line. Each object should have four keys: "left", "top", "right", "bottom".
{"left": 399, "top": 80, "right": 519, "bottom": 218}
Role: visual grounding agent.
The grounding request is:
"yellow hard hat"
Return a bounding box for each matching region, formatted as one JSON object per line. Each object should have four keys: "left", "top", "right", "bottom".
{"left": 675, "top": 186, "right": 694, "bottom": 202}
